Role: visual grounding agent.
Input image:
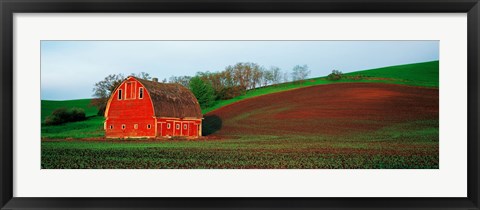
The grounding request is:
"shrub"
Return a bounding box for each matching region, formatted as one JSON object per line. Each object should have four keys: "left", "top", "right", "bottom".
{"left": 45, "top": 107, "right": 86, "bottom": 125}
{"left": 69, "top": 107, "right": 87, "bottom": 122}
{"left": 327, "top": 70, "right": 344, "bottom": 81}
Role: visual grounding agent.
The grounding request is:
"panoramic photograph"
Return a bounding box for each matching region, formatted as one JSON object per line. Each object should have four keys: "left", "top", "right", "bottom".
{"left": 41, "top": 40, "right": 439, "bottom": 169}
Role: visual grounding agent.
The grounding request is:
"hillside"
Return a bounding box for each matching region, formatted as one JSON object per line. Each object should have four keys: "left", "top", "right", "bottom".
{"left": 202, "top": 60, "right": 438, "bottom": 113}
{"left": 344, "top": 60, "right": 439, "bottom": 87}
{"left": 41, "top": 99, "right": 104, "bottom": 139}
{"left": 41, "top": 99, "right": 98, "bottom": 121}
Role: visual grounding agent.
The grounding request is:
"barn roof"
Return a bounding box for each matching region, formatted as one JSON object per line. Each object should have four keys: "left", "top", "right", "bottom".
{"left": 133, "top": 77, "right": 203, "bottom": 119}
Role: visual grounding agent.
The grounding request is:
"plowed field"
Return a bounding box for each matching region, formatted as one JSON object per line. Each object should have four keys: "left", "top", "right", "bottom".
{"left": 205, "top": 83, "right": 438, "bottom": 137}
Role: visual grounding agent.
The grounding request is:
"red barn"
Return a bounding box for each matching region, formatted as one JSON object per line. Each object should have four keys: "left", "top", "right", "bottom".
{"left": 104, "top": 76, "right": 203, "bottom": 139}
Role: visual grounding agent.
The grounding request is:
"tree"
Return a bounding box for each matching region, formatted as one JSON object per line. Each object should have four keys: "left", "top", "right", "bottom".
{"left": 91, "top": 72, "right": 151, "bottom": 115}
{"left": 283, "top": 71, "right": 289, "bottom": 83}
{"left": 131, "top": 72, "right": 152, "bottom": 80}
{"left": 270, "top": 66, "right": 282, "bottom": 85}
{"left": 169, "top": 75, "right": 192, "bottom": 87}
{"left": 189, "top": 76, "right": 216, "bottom": 109}
{"left": 262, "top": 69, "right": 274, "bottom": 86}
{"left": 91, "top": 74, "right": 125, "bottom": 115}
{"left": 291, "top": 64, "right": 310, "bottom": 82}
{"left": 251, "top": 66, "right": 264, "bottom": 89}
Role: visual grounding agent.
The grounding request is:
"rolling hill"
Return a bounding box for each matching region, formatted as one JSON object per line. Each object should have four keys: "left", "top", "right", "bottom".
{"left": 41, "top": 99, "right": 98, "bottom": 121}
{"left": 202, "top": 60, "right": 438, "bottom": 113}
{"left": 41, "top": 60, "right": 438, "bottom": 139}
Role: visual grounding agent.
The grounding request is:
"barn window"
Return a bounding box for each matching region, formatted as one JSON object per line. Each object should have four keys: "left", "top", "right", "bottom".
{"left": 184, "top": 124, "right": 187, "bottom": 129}
{"left": 176, "top": 124, "right": 180, "bottom": 130}
{"left": 118, "top": 89, "right": 123, "bottom": 100}
{"left": 147, "top": 124, "right": 151, "bottom": 129}
{"left": 167, "top": 123, "right": 171, "bottom": 129}
{"left": 134, "top": 124, "right": 138, "bottom": 129}
{"left": 122, "top": 124, "right": 126, "bottom": 130}
{"left": 139, "top": 87, "right": 143, "bottom": 99}
{"left": 109, "top": 125, "right": 113, "bottom": 130}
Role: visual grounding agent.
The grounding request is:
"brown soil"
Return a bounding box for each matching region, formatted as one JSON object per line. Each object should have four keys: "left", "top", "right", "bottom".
{"left": 205, "top": 83, "right": 438, "bottom": 136}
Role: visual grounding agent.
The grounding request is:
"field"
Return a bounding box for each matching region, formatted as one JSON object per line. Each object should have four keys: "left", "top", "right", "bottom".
{"left": 202, "top": 60, "right": 438, "bottom": 113}
{"left": 42, "top": 82, "right": 439, "bottom": 169}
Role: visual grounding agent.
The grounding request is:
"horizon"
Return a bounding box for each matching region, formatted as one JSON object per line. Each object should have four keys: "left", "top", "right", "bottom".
{"left": 41, "top": 40, "right": 439, "bottom": 100}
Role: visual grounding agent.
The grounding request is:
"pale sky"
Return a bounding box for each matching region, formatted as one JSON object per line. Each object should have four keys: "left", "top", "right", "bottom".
{"left": 41, "top": 40, "right": 439, "bottom": 100}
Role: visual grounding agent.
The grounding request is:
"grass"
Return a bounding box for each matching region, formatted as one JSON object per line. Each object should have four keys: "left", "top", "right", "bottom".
{"left": 41, "top": 116, "right": 105, "bottom": 139}
{"left": 344, "top": 60, "right": 439, "bottom": 87}
{"left": 41, "top": 119, "right": 438, "bottom": 169}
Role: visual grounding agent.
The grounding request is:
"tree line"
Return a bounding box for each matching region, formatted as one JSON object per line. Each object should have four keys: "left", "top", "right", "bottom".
{"left": 91, "top": 62, "right": 311, "bottom": 114}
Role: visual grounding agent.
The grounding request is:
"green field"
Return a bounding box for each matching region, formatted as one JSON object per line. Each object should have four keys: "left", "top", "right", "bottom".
{"left": 42, "top": 119, "right": 438, "bottom": 169}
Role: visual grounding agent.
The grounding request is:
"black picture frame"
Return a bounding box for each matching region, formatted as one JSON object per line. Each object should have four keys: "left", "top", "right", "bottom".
{"left": 1, "top": 0, "right": 479, "bottom": 209}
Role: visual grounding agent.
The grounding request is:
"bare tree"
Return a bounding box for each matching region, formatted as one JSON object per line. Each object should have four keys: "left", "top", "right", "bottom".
{"left": 262, "top": 69, "right": 274, "bottom": 86}
{"left": 283, "top": 71, "right": 289, "bottom": 83}
{"left": 291, "top": 65, "right": 310, "bottom": 82}
{"left": 91, "top": 74, "right": 125, "bottom": 115}
{"left": 131, "top": 72, "right": 152, "bottom": 80}
{"left": 169, "top": 75, "right": 192, "bottom": 87}
{"left": 251, "top": 66, "right": 264, "bottom": 89}
{"left": 269, "top": 66, "right": 282, "bottom": 85}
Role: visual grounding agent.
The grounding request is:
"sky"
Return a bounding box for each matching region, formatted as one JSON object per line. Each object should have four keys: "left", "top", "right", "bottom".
{"left": 41, "top": 40, "right": 439, "bottom": 100}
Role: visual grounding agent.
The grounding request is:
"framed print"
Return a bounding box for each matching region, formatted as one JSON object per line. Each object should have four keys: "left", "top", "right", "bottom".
{"left": 1, "top": 0, "right": 479, "bottom": 209}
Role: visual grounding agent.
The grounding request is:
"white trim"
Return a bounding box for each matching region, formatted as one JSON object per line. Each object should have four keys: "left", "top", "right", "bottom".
{"left": 139, "top": 87, "right": 144, "bottom": 99}
{"left": 132, "top": 81, "right": 137, "bottom": 99}
{"left": 118, "top": 89, "right": 123, "bottom": 100}
{"left": 125, "top": 82, "right": 128, "bottom": 99}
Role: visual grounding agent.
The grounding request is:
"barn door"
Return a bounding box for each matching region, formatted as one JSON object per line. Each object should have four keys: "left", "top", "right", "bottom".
{"left": 157, "top": 122, "right": 162, "bottom": 136}
{"left": 174, "top": 122, "right": 181, "bottom": 136}
{"left": 182, "top": 122, "right": 189, "bottom": 136}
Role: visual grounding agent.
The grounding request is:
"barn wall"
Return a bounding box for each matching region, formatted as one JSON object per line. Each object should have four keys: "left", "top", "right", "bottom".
{"left": 105, "top": 77, "right": 156, "bottom": 138}
{"left": 157, "top": 118, "right": 201, "bottom": 138}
